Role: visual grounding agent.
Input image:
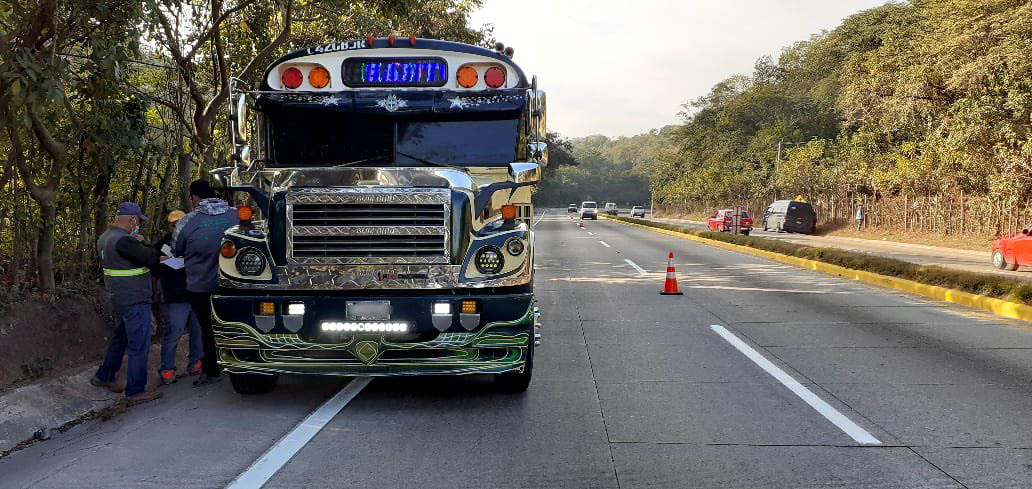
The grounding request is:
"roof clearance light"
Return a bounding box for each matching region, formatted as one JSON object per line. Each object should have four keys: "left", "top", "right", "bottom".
{"left": 309, "top": 66, "right": 330, "bottom": 89}
{"left": 484, "top": 66, "right": 505, "bottom": 88}
{"left": 281, "top": 67, "right": 303, "bottom": 89}
{"left": 366, "top": 35, "right": 375, "bottom": 46}
{"left": 388, "top": 34, "right": 396, "bottom": 46}
{"left": 457, "top": 65, "right": 478, "bottom": 88}
{"left": 409, "top": 36, "right": 417, "bottom": 46}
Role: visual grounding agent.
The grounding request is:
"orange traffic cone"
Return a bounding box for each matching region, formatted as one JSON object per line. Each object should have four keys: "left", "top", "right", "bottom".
{"left": 660, "top": 252, "right": 683, "bottom": 295}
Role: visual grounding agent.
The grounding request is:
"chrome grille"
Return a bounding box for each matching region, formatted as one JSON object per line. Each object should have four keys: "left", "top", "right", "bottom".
{"left": 287, "top": 188, "right": 451, "bottom": 264}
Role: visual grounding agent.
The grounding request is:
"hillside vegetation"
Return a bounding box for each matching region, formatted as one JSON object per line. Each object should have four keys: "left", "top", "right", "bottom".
{"left": 649, "top": 0, "right": 1032, "bottom": 237}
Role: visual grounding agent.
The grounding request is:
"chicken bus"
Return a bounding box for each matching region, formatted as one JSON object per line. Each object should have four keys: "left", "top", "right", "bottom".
{"left": 208, "top": 37, "right": 546, "bottom": 394}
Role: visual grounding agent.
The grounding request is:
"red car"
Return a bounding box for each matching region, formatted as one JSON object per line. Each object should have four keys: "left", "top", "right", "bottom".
{"left": 992, "top": 230, "right": 1032, "bottom": 271}
{"left": 707, "top": 209, "right": 752, "bottom": 235}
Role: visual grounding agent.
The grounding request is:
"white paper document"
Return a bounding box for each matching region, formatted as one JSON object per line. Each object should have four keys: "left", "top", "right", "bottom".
{"left": 161, "top": 244, "right": 173, "bottom": 257}
{"left": 162, "top": 257, "right": 185, "bottom": 270}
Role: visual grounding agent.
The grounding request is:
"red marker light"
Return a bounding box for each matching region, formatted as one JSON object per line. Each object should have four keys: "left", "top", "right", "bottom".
{"left": 409, "top": 36, "right": 417, "bottom": 46}
{"left": 484, "top": 66, "right": 506, "bottom": 88}
{"left": 366, "top": 35, "right": 374, "bottom": 46}
{"left": 281, "top": 67, "right": 302, "bottom": 89}
{"left": 388, "top": 34, "right": 396, "bottom": 46}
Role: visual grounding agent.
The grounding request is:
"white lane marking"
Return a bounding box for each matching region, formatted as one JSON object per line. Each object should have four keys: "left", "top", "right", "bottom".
{"left": 709, "top": 325, "right": 882, "bottom": 445}
{"left": 624, "top": 258, "right": 647, "bottom": 275}
{"left": 587, "top": 232, "right": 594, "bottom": 236}
{"left": 226, "top": 377, "right": 373, "bottom": 489}
{"left": 599, "top": 240, "right": 611, "bottom": 248}
{"left": 534, "top": 210, "right": 546, "bottom": 228}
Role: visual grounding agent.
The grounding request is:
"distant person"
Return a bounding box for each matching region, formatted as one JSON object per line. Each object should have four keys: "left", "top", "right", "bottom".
{"left": 173, "top": 180, "right": 238, "bottom": 386}
{"left": 855, "top": 205, "right": 865, "bottom": 231}
{"left": 91, "top": 202, "right": 164, "bottom": 406}
{"left": 154, "top": 210, "right": 202, "bottom": 385}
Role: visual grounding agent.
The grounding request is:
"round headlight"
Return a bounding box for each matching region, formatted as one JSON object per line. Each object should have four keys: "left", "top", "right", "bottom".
{"left": 236, "top": 250, "right": 265, "bottom": 276}
{"left": 505, "top": 238, "right": 525, "bottom": 256}
{"left": 475, "top": 247, "right": 504, "bottom": 274}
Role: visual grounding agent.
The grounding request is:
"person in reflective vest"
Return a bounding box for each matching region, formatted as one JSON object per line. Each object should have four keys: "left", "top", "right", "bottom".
{"left": 90, "top": 202, "right": 164, "bottom": 406}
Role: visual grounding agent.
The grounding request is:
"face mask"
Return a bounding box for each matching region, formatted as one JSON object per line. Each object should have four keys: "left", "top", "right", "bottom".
{"left": 132, "top": 225, "right": 140, "bottom": 235}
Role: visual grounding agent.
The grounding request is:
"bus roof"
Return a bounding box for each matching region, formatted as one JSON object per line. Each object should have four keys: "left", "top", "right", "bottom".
{"left": 260, "top": 38, "right": 529, "bottom": 91}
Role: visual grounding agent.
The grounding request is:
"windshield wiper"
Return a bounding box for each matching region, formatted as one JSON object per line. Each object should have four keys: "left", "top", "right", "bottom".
{"left": 333, "top": 156, "right": 387, "bottom": 168}
{"left": 395, "top": 151, "right": 453, "bottom": 168}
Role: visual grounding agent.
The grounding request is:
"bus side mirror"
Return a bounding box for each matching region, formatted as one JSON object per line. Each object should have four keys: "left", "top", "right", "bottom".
{"left": 528, "top": 142, "right": 548, "bottom": 166}
{"left": 231, "top": 93, "right": 248, "bottom": 144}
{"left": 509, "top": 162, "right": 541, "bottom": 184}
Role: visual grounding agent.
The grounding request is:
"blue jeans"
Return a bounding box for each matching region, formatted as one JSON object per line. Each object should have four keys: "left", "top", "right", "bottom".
{"left": 161, "top": 302, "right": 202, "bottom": 372}
{"left": 96, "top": 303, "right": 152, "bottom": 397}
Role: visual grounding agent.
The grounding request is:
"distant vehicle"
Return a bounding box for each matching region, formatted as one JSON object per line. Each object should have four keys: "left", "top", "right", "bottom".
{"left": 763, "top": 200, "right": 816, "bottom": 234}
{"left": 707, "top": 209, "right": 752, "bottom": 235}
{"left": 580, "top": 201, "right": 598, "bottom": 220}
{"left": 567, "top": 204, "right": 578, "bottom": 213}
{"left": 604, "top": 202, "right": 618, "bottom": 215}
{"left": 630, "top": 206, "right": 646, "bottom": 218}
{"left": 992, "top": 230, "right": 1032, "bottom": 271}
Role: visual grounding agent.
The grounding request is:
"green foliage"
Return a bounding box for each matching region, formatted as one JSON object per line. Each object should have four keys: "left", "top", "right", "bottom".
{"left": 649, "top": 0, "right": 1032, "bottom": 219}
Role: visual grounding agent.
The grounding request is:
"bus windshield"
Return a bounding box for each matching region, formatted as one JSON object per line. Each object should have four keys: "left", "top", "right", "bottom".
{"left": 265, "top": 108, "right": 519, "bottom": 167}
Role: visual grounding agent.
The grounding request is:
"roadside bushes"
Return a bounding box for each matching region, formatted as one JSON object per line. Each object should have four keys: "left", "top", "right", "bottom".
{"left": 609, "top": 215, "right": 1032, "bottom": 306}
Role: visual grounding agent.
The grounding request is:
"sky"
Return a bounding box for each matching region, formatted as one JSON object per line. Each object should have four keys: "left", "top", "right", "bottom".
{"left": 469, "top": 0, "right": 889, "bottom": 138}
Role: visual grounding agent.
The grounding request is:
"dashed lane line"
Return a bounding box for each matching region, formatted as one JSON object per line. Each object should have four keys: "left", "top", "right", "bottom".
{"left": 225, "top": 377, "right": 373, "bottom": 489}
{"left": 709, "top": 325, "right": 882, "bottom": 445}
{"left": 599, "top": 240, "right": 611, "bottom": 248}
{"left": 623, "top": 258, "right": 648, "bottom": 275}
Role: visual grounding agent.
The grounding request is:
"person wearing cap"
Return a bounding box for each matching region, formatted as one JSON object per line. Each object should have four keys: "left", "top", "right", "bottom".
{"left": 172, "top": 180, "right": 238, "bottom": 386}
{"left": 153, "top": 210, "right": 203, "bottom": 385}
{"left": 91, "top": 202, "right": 164, "bottom": 406}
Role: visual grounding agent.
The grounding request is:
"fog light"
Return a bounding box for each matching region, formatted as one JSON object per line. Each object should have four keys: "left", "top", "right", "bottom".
{"left": 461, "top": 300, "right": 477, "bottom": 314}
{"left": 475, "top": 247, "right": 503, "bottom": 274}
{"left": 258, "top": 302, "right": 275, "bottom": 316}
{"left": 433, "top": 302, "right": 451, "bottom": 315}
{"left": 287, "top": 303, "right": 305, "bottom": 315}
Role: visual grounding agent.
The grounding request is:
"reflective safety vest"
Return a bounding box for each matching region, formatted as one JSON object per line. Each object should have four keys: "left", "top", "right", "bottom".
{"left": 98, "top": 227, "right": 153, "bottom": 312}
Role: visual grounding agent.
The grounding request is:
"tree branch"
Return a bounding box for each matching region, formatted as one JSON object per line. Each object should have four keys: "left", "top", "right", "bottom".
{"left": 184, "top": 0, "right": 257, "bottom": 61}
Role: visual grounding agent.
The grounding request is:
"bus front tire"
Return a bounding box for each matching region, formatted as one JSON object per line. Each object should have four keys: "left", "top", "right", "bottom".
{"left": 495, "top": 342, "right": 534, "bottom": 393}
{"left": 230, "top": 372, "right": 278, "bottom": 394}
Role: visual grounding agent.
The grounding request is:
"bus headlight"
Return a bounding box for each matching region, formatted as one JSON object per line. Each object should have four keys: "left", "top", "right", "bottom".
{"left": 475, "top": 247, "right": 504, "bottom": 274}
{"left": 236, "top": 250, "right": 265, "bottom": 276}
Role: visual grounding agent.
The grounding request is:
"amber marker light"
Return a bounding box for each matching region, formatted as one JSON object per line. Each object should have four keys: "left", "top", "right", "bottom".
{"left": 461, "top": 300, "right": 477, "bottom": 314}
{"left": 457, "top": 65, "right": 478, "bottom": 88}
{"left": 309, "top": 66, "right": 330, "bottom": 89}
{"left": 221, "top": 240, "right": 237, "bottom": 258}
{"left": 501, "top": 204, "right": 518, "bottom": 221}
{"left": 258, "top": 302, "right": 275, "bottom": 316}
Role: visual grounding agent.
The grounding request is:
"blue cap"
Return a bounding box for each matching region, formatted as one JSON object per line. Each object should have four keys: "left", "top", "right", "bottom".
{"left": 116, "top": 202, "right": 149, "bottom": 221}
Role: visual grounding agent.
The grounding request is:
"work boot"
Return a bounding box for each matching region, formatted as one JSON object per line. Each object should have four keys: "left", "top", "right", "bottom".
{"left": 159, "top": 369, "right": 177, "bottom": 386}
{"left": 90, "top": 376, "right": 125, "bottom": 393}
{"left": 187, "top": 360, "right": 202, "bottom": 376}
{"left": 125, "top": 390, "right": 163, "bottom": 407}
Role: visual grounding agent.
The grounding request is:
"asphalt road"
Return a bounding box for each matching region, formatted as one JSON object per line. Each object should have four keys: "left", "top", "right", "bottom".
{"left": 4, "top": 214, "right": 1032, "bottom": 488}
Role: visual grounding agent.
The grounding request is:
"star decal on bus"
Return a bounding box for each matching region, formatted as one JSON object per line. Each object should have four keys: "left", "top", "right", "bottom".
{"left": 376, "top": 94, "right": 407, "bottom": 112}
{"left": 447, "top": 97, "right": 470, "bottom": 109}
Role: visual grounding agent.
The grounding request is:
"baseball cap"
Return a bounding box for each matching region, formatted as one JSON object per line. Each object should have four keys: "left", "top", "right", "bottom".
{"left": 116, "top": 202, "right": 149, "bottom": 221}
{"left": 167, "top": 210, "right": 186, "bottom": 224}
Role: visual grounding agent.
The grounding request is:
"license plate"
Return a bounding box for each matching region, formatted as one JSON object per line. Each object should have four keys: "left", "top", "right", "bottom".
{"left": 346, "top": 301, "right": 391, "bottom": 320}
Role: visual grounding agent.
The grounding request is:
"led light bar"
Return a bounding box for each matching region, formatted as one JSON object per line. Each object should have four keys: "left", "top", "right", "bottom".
{"left": 321, "top": 321, "right": 409, "bottom": 333}
{"left": 287, "top": 303, "right": 305, "bottom": 316}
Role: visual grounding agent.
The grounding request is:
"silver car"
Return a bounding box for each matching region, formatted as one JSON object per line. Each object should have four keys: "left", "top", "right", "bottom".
{"left": 631, "top": 206, "right": 646, "bottom": 218}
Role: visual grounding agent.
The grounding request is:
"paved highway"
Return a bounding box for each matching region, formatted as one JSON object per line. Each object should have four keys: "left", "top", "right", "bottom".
{"left": 4, "top": 214, "right": 1032, "bottom": 488}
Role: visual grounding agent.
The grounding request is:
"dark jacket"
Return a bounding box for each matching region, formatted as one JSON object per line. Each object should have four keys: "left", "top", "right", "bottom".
{"left": 97, "top": 227, "right": 161, "bottom": 315}
{"left": 172, "top": 198, "right": 238, "bottom": 293}
{"left": 154, "top": 233, "right": 190, "bottom": 304}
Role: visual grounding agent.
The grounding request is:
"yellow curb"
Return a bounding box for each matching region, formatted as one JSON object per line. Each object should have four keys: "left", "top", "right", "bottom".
{"left": 602, "top": 215, "right": 1032, "bottom": 323}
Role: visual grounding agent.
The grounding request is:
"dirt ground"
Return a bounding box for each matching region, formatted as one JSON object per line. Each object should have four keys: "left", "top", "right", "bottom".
{"left": 0, "top": 287, "right": 113, "bottom": 393}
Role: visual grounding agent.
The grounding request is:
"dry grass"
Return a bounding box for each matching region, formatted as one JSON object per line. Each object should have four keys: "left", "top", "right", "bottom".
{"left": 613, "top": 215, "right": 1032, "bottom": 306}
